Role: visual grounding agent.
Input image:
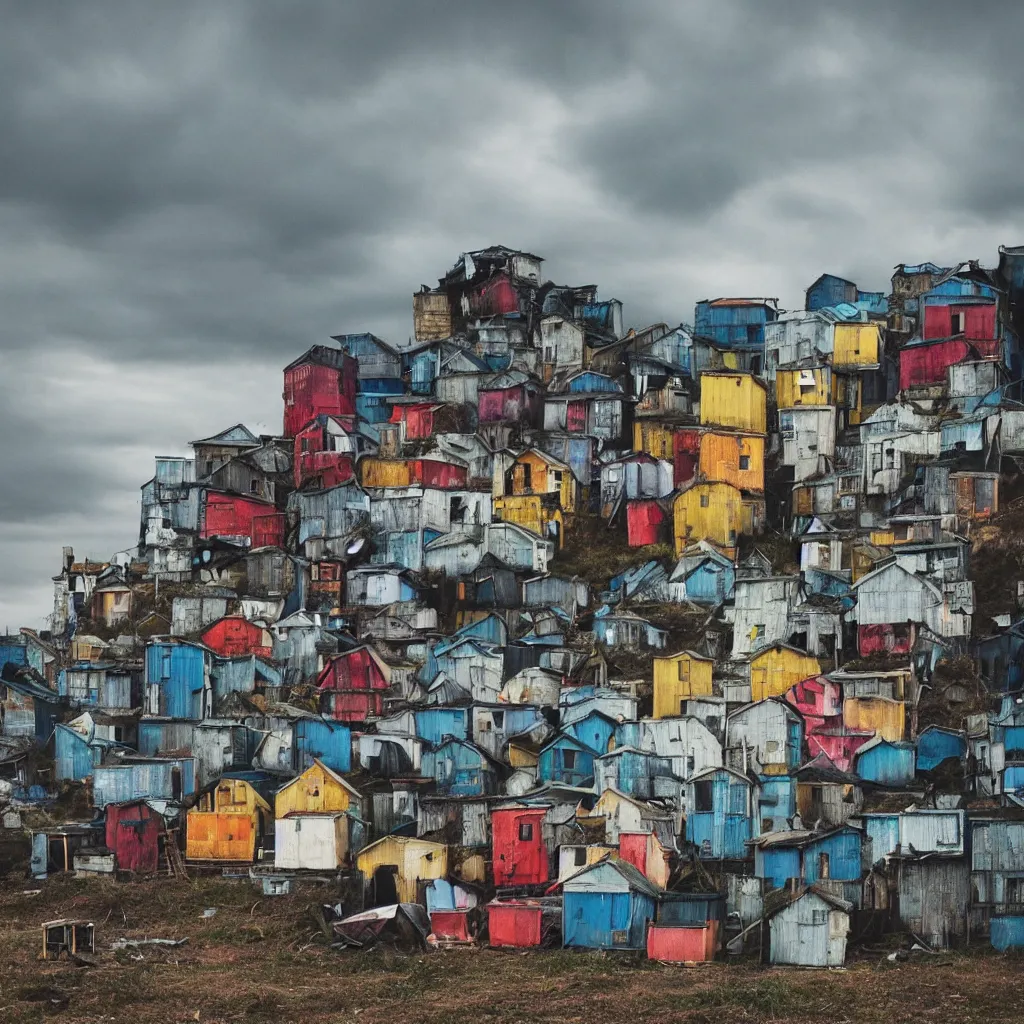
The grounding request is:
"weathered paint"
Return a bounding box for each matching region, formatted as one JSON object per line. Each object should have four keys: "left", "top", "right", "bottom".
{"left": 355, "top": 836, "right": 448, "bottom": 905}
{"left": 832, "top": 322, "right": 881, "bottom": 367}
{"left": 646, "top": 922, "right": 719, "bottom": 962}
{"left": 776, "top": 366, "right": 832, "bottom": 407}
{"left": 186, "top": 777, "right": 272, "bottom": 862}
{"left": 853, "top": 738, "right": 915, "bottom": 786}
{"left": 201, "top": 491, "right": 284, "bottom": 547}
{"left": 991, "top": 916, "right": 1024, "bottom": 951}
{"left": 673, "top": 481, "right": 747, "bottom": 556}
{"left": 275, "top": 812, "right": 349, "bottom": 870}
{"left": 685, "top": 767, "right": 752, "bottom": 859}
{"left": 699, "top": 373, "right": 767, "bottom": 432}
{"left": 750, "top": 646, "right": 821, "bottom": 702}
{"left": 200, "top": 616, "right": 272, "bottom": 658}
{"left": 537, "top": 735, "right": 596, "bottom": 788}
{"left": 93, "top": 758, "right": 196, "bottom": 808}
{"left": 916, "top": 726, "right": 967, "bottom": 772}
{"left": 652, "top": 651, "right": 714, "bottom": 718}
{"left": 626, "top": 499, "right": 668, "bottom": 547}
{"left": 274, "top": 760, "right": 361, "bottom": 819}
{"left": 487, "top": 902, "right": 544, "bottom": 947}
{"left": 282, "top": 347, "right": 358, "bottom": 438}
{"left": 421, "top": 739, "right": 498, "bottom": 797}
{"left": 697, "top": 431, "right": 765, "bottom": 491}
{"left": 562, "top": 859, "right": 659, "bottom": 949}
{"left": 843, "top": 696, "right": 906, "bottom": 742}
{"left": 105, "top": 801, "right": 161, "bottom": 874}
{"left": 492, "top": 496, "right": 564, "bottom": 549}
{"left": 769, "top": 890, "right": 849, "bottom": 967}
{"left": 145, "top": 641, "right": 210, "bottom": 720}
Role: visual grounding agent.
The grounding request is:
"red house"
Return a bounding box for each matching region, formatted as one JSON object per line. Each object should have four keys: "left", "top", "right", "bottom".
{"left": 200, "top": 616, "right": 272, "bottom": 658}
{"left": 785, "top": 676, "right": 870, "bottom": 772}
{"left": 293, "top": 415, "right": 359, "bottom": 490}
{"left": 317, "top": 646, "right": 391, "bottom": 722}
{"left": 492, "top": 806, "right": 549, "bottom": 886}
{"left": 478, "top": 372, "right": 543, "bottom": 426}
{"left": 283, "top": 346, "right": 358, "bottom": 438}
{"left": 105, "top": 800, "right": 161, "bottom": 874}
{"left": 922, "top": 297, "right": 997, "bottom": 341}
{"left": 389, "top": 402, "right": 442, "bottom": 441}
{"left": 626, "top": 500, "right": 668, "bottom": 547}
{"left": 201, "top": 491, "right": 285, "bottom": 548}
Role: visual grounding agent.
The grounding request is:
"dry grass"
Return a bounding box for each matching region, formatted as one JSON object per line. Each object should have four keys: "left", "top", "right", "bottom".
{"left": 2, "top": 876, "right": 1024, "bottom": 1023}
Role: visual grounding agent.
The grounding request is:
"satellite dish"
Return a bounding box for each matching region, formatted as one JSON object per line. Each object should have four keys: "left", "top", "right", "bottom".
{"left": 347, "top": 537, "right": 366, "bottom": 556}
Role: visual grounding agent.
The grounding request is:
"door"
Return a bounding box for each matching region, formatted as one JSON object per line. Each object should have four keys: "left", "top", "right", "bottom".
{"left": 371, "top": 865, "right": 399, "bottom": 907}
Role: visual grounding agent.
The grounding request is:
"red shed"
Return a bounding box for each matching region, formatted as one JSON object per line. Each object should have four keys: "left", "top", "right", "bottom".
{"left": 283, "top": 346, "right": 358, "bottom": 438}
{"left": 626, "top": 500, "right": 667, "bottom": 547}
{"left": 414, "top": 458, "right": 468, "bottom": 490}
{"left": 202, "top": 491, "right": 281, "bottom": 545}
{"left": 469, "top": 273, "right": 519, "bottom": 317}
{"left": 647, "top": 921, "right": 719, "bottom": 962}
{"left": 429, "top": 910, "right": 473, "bottom": 943}
{"left": 201, "top": 616, "right": 272, "bottom": 658}
{"left": 478, "top": 374, "right": 542, "bottom": 426}
{"left": 672, "top": 428, "right": 702, "bottom": 487}
{"left": 105, "top": 800, "right": 161, "bottom": 874}
{"left": 857, "top": 623, "right": 914, "bottom": 657}
{"left": 487, "top": 901, "right": 544, "bottom": 948}
{"left": 899, "top": 338, "right": 972, "bottom": 389}
{"left": 317, "top": 646, "right": 390, "bottom": 722}
{"left": 492, "top": 806, "right": 549, "bottom": 886}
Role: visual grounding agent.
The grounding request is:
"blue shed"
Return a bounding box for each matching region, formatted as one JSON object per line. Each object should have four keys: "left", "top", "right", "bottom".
{"left": 562, "top": 857, "right": 660, "bottom": 949}
{"left": 0, "top": 640, "right": 28, "bottom": 670}
{"left": 414, "top": 707, "right": 470, "bottom": 746}
{"left": 694, "top": 298, "right": 778, "bottom": 350}
{"left": 756, "top": 775, "right": 796, "bottom": 833}
{"left": 563, "top": 370, "right": 623, "bottom": 394}
{"left": 421, "top": 738, "right": 498, "bottom": 797}
{"left": 685, "top": 766, "right": 753, "bottom": 860}
{"left": 563, "top": 710, "right": 617, "bottom": 757}
{"left": 670, "top": 551, "right": 735, "bottom": 606}
{"left": 446, "top": 613, "right": 509, "bottom": 648}
{"left": 916, "top": 726, "right": 967, "bottom": 773}
{"left": 853, "top": 737, "right": 916, "bottom": 786}
{"left": 355, "top": 378, "right": 406, "bottom": 423}
{"left": 54, "top": 724, "right": 113, "bottom": 782}
{"left": 537, "top": 734, "right": 597, "bottom": 788}
{"left": 92, "top": 756, "right": 196, "bottom": 808}
{"left": 753, "top": 826, "right": 863, "bottom": 903}
{"left": 403, "top": 342, "right": 440, "bottom": 396}
{"left": 145, "top": 641, "right": 210, "bottom": 719}
{"left": 295, "top": 717, "right": 352, "bottom": 774}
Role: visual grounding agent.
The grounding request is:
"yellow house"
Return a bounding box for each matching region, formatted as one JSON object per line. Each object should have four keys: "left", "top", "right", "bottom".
{"left": 843, "top": 696, "right": 906, "bottom": 742}
{"left": 652, "top": 650, "right": 714, "bottom": 718}
{"left": 355, "top": 835, "right": 448, "bottom": 904}
{"left": 504, "top": 448, "right": 576, "bottom": 511}
{"left": 186, "top": 777, "right": 273, "bottom": 863}
{"left": 776, "top": 366, "right": 831, "bottom": 408}
{"left": 274, "top": 759, "right": 363, "bottom": 819}
{"left": 632, "top": 421, "right": 676, "bottom": 460}
{"left": 674, "top": 481, "right": 762, "bottom": 556}
{"left": 699, "top": 372, "right": 767, "bottom": 433}
{"left": 833, "top": 322, "right": 881, "bottom": 368}
{"left": 587, "top": 788, "right": 676, "bottom": 843}
{"left": 749, "top": 644, "right": 821, "bottom": 701}
{"left": 492, "top": 495, "right": 565, "bottom": 548}
{"left": 698, "top": 431, "right": 765, "bottom": 492}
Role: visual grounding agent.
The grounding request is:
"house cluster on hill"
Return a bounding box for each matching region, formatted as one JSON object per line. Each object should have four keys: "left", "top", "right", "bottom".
{"left": 7, "top": 244, "right": 1024, "bottom": 965}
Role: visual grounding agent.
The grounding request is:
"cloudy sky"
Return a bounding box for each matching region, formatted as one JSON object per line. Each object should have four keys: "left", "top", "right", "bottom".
{"left": 2, "top": 1, "right": 1022, "bottom": 630}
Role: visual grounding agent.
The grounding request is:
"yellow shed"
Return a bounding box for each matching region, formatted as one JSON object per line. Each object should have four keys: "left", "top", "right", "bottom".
{"left": 274, "top": 759, "right": 363, "bottom": 819}
{"left": 833, "top": 322, "right": 881, "bottom": 368}
{"left": 652, "top": 650, "right": 714, "bottom": 718}
{"left": 493, "top": 495, "right": 565, "bottom": 548}
{"left": 698, "top": 431, "right": 765, "bottom": 492}
{"left": 843, "top": 696, "right": 906, "bottom": 742}
{"left": 186, "top": 778, "right": 273, "bottom": 863}
{"left": 507, "top": 449, "right": 576, "bottom": 511}
{"left": 699, "top": 372, "right": 767, "bottom": 433}
{"left": 355, "top": 835, "right": 448, "bottom": 905}
{"left": 358, "top": 458, "right": 414, "bottom": 488}
{"left": 776, "top": 366, "right": 831, "bottom": 408}
{"left": 673, "top": 480, "right": 745, "bottom": 556}
{"left": 632, "top": 421, "right": 675, "bottom": 460}
{"left": 749, "top": 644, "right": 822, "bottom": 701}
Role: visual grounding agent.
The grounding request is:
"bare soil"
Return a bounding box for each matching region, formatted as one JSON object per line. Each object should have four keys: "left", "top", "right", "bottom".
{"left": 1, "top": 876, "right": 1023, "bottom": 1023}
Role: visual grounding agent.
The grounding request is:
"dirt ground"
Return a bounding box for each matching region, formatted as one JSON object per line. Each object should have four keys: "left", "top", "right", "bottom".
{"left": 1, "top": 875, "right": 1023, "bottom": 1024}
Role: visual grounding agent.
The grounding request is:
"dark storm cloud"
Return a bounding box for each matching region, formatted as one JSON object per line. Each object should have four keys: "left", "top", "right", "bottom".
{"left": 2, "top": 0, "right": 1023, "bottom": 626}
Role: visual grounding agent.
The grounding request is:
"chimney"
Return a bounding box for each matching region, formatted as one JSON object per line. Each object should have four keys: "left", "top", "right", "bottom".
{"left": 63, "top": 546, "right": 74, "bottom": 572}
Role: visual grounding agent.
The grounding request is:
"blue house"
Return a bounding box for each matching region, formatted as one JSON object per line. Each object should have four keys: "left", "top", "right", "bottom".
{"left": 694, "top": 297, "right": 778, "bottom": 350}
{"left": 92, "top": 756, "right": 197, "bottom": 808}
{"left": 853, "top": 737, "right": 916, "bottom": 787}
{"left": 0, "top": 670, "right": 63, "bottom": 742}
{"left": 442, "top": 613, "right": 509, "bottom": 649}
{"left": 414, "top": 707, "right": 471, "bottom": 747}
{"left": 402, "top": 341, "right": 441, "bottom": 396}
{"left": 562, "top": 857, "right": 660, "bottom": 949}
{"left": 0, "top": 638, "right": 28, "bottom": 671}
{"left": 594, "top": 747, "right": 680, "bottom": 802}
{"left": 805, "top": 273, "right": 887, "bottom": 316}
{"left": 756, "top": 775, "right": 796, "bottom": 834}
{"left": 145, "top": 641, "right": 212, "bottom": 720}
{"left": 685, "top": 766, "right": 754, "bottom": 860}
{"left": 54, "top": 723, "right": 116, "bottom": 782}
{"left": 563, "top": 710, "right": 617, "bottom": 757}
{"left": 753, "top": 826, "right": 863, "bottom": 906}
{"left": 421, "top": 738, "right": 498, "bottom": 796}
{"left": 970, "top": 817, "right": 1024, "bottom": 946}
{"left": 669, "top": 545, "right": 735, "bottom": 606}
{"left": 916, "top": 726, "right": 967, "bottom": 773}
{"left": 537, "top": 734, "right": 597, "bottom": 788}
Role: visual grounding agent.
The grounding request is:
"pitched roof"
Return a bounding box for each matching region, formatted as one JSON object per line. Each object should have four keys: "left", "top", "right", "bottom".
{"left": 190, "top": 423, "right": 259, "bottom": 447}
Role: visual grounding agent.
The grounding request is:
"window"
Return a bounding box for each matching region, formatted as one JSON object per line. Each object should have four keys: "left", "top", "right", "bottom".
{"left": 677, "top": 660, "right": 690, "bottom": 681}
{"left": 518, "top": 822, "right": 534, "bottom": 842}
{"left": 950, "top": 310, "right": 965, "bottom": 335}
{"left": 574, "top": 847, "right": 587, "bottom": 866}
{"left": 492, "top": 711, "right": 504, "bottom": 730}
{"left": 1007, "top": 877, "right": 1024, "bottom": 904}
{"left": 562, "top": 748, "right": 577, "bottom": 770}
{"left": 752, "top": 624, "right": 765, "bottom": 640}
{"left": 250, "top": 480, "right": 260, "bottom": 494}
{"left": 739, "top": 455, "right": 750, "bottom": 470}
{"left": 700, "top": 494, "right": 710, "bottom": 508}
{"left": 301, "top": 438, "right": 310, "bottom": 453}
{"left": 693, "top": 780, "right": 714, "bottom": 812}
{"left": 162, "top": 517, "right": 172, "bottom": 529}
{"left": 811, "top": 909, "right": 828, "bottom": 925}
